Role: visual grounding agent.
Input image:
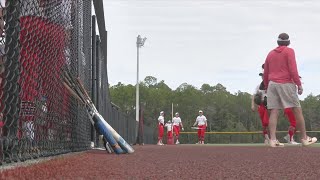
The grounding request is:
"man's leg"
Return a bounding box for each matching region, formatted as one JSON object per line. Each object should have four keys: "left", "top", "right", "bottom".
{"left": 157, "top": 124, "right": 162, "bottom": 145}
{"left": 284, "top": 108, "right": 296, "bottom": 142}
{"left": 200, "top": 125, "right": 205, "bottom": 144}
{"left": 173, "top": 125, "right": 177, "bottom": 139}
{"left": 266, "top": 82, "right": 285, "bottom": 147}
{"left": 202, "top": 129, "right": 205, "bottom": 144}
{"left": 292, "top": 107, "right": 307, "bottom": 140}
{"left": 197, "top": 128, "right": 201, "bottom": 144}
{"left": 268, "top": 109, "right": 285, "bottom": 147}
{"left": 268, "top": 109, "right": 279, "bottom": 141}
{"left": 167, "top": 131, "right": 172, "bottom": 144}
{"left": 292, "top": 107, "right": 317, "bottom": 145}
{"left": 258, "top": 105, "right": 269, "bottom": 140}
{"left": 160, "top": 125, "right": 164, "bottom": 144}
{"left": 174, "top": 126, "right": 180, "bottom": 144}
{"left": 278, "top": 83, "right": 316, "bottom": 145}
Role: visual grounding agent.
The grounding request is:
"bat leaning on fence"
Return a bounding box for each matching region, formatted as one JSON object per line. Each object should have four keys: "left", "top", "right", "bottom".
{"left": 62, "top": 71, "right": 134, "bottom": 154}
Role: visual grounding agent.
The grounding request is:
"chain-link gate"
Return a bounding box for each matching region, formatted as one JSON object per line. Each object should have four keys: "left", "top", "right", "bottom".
{"left": 0, "top": 0, "right": 155, "bottom": 166}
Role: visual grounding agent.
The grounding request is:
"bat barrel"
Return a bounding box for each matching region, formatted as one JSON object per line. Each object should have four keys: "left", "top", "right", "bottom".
{"left": 93, "top": 116, "right": 124, "bottom": 154}
{"left": 95, "top": 113, "right": 135, "bottom": 154}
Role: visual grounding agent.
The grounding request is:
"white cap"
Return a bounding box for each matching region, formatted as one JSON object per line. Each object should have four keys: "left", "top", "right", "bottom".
{"left": 175, "top": 112, "right": 179, "bottom": 115}
{"left": 199, "top": 110, "right": 203, "bottom": 113}
{"left": 160, "top": 111, "right": 164, "bottom": 115}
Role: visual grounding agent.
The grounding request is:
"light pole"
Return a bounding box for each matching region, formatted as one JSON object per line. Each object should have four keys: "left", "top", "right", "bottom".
{"left": 136, "top": 35, "right": 147, "bottom": 142}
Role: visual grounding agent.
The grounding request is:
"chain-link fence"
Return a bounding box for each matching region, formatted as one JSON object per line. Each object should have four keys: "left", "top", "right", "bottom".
{"left": 0, "top": 0, "right": 154, "bottom": 166}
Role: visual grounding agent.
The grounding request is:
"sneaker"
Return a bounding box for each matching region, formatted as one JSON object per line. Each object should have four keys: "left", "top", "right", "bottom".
{"left": 283, "top": 134, "right": 290, "bottom": 143}
{"left": 175, "top": 140, "right": 180, "bottom": 145}
{"left": 301, "top": 137, "right": 317, "bottom": 146}
{"left": 288, "top": 140, "right": 300, "bottom": 145}
{"left": 264, "top": 139, "right": 269, "bottom": 145}
{"left": 157, "top": 142, "right": 162, "bottom": 145}
{"left": 201, "top": 141, "right": 205, "bottom": 144}
{"left": 269, "top": 140, "right": 284, "bottom": 147}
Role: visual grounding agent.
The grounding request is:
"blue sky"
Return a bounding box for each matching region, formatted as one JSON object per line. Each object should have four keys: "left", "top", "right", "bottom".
{"left": 100, "top": 0, "right": 320, "bottom": 99}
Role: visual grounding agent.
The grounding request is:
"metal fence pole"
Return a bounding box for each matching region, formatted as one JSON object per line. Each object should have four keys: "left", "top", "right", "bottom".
{"left": 91, "top": 15, "right": 97, "bottom": 146}
{"left": 3, "top": 0, "right": 21, "bottom": 163}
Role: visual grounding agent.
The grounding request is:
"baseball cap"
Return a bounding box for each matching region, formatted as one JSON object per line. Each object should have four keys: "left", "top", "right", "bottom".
{"left": 175, "top": 112, "right": 179, "bottom": 115}
{"left": 278, "top": 33, "right": 290, "bottom": 41}
{"left": 199, "top": 110, "right": 203, "bottom": 113}
{"left": 277, "top": 33, "right": 290, "bottom": 46}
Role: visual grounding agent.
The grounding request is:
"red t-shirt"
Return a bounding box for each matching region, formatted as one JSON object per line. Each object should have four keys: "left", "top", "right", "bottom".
{"left": 263, "top": 46, "right": 301, "bottom": 89}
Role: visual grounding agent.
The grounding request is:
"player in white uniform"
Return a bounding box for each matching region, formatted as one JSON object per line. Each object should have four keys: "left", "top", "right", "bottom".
{"left": 251, "top": 74, "right": 270, "bottom": 145}
{"left": 164, "top": 120, "right": 173, "bottom": 144}
{"left": 157, "top": 111, "right": 165, "bottom": 145}
{"left": 193, "top": 110, "right": 207, "bottom": 144}
{"left": 172, "top": 112, "right": 184, "bottom": 144}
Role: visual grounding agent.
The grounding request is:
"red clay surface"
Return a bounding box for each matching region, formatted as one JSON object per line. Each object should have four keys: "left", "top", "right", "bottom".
{"left": 1, "top": 144, "right": 320, "bottom": 180}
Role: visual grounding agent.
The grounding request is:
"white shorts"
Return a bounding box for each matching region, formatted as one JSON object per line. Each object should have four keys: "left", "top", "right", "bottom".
{"left": 267, "top": 81, "right": 300, "bottom": 109}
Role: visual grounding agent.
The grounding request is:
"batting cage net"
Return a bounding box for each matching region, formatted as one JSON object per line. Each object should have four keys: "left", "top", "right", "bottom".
{"left": 0, "top": 0, "right": 153, "bottom": 166}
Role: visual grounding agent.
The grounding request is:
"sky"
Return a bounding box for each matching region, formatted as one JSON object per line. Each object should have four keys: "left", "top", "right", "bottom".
{"left": 99, "top": 0, "right": 320, "bottom": 99}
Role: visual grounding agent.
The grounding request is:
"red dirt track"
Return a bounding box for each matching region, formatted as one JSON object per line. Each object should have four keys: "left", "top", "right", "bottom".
{"left": 1, "top": 144, "right": 320, "bottom": 179}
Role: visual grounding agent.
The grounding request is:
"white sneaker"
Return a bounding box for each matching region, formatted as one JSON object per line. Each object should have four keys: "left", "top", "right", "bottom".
{"left": 288, "top": 140, "right": 300, "bottom": 145}
{"left": 264, "top": 139, "right": 269, "bottom": 145}
{"left": 301, "top": 137, "right": 317, "bottom": 146}
{"left": 157, "top": 142, "right": 162, "bottom": 145}
{"left": 175, "top": 140, "right": 180, "bottom": 145}
{"left": 283, "top": 134, "right": 290, "bottom": 143}
{"left": 269, "top": 140, "right": 284, "bottom": 147}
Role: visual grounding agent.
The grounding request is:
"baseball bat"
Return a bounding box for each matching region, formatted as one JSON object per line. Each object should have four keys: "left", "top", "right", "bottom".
{"left": 63, "top": 72, "right": 134, "bottom": 153}
{"left": 103, "top": 139, "right": 113, "bottom": 153}
{"left": 89, "top": 112, "right": 124, "bottom": 154}
{"left": 75, "top": 78, "right": 134, "bottom": 153}
{"left": 94, "top": 112, "right": 135, "bottom": 154}
{"left": 191, "top": 127, "right": 206, "bottom": 130}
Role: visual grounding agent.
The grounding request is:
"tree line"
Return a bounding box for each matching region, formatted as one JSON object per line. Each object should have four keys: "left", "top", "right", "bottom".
{"left": 110, "top": 76, "right": 320, "bottom": 133}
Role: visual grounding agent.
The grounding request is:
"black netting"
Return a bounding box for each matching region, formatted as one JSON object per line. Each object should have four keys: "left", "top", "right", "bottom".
{"left": 0, "top": 0, "right": 154, "bottom": 166}
{"left": 0, "top": 0, "right": 92, "bottom": 165}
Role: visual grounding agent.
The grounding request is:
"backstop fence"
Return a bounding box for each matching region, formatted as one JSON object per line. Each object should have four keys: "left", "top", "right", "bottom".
{"left": 0, "top": 0, "right": 153, "bottom": 166}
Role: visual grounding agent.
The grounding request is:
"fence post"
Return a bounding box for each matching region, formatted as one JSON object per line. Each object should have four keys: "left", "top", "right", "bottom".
{"left": 136, "top": 107, "right": 144, "bottom": 145}
{"left": 91, "top": 15, "right": 97, "bottom": 147}
{"left": 3, "top": 0, "right": 21, "bottom": 163}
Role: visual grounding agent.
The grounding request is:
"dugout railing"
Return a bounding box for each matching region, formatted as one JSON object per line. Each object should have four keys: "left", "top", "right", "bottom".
{"left": 0, "top": 0, "right": 153, "bottom": 166}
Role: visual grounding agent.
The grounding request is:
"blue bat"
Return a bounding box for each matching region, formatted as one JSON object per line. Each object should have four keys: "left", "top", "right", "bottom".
{"left": 95, "top": 113, "right": 135, "bottom": 154}
{"left": 89, "top": 113, "right": 124, "bottom": 154}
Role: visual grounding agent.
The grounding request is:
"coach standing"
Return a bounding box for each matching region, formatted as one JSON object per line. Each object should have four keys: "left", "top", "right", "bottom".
{"left": 263, "top": 33, "right": 317, "bottom": 147}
